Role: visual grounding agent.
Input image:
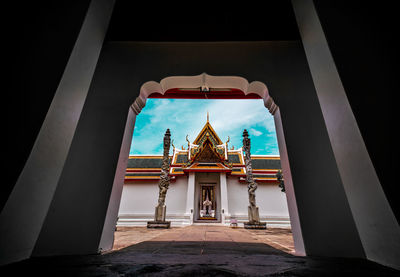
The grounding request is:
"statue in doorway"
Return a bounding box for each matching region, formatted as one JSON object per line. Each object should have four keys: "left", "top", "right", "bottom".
{"left": 202, "top": 194, "right": 213, "bottom": 216}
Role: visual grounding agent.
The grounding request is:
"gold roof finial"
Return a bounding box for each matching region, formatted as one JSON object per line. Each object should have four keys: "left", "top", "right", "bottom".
{"left": 207, "top": 111, "right": 209, "bottom": 122}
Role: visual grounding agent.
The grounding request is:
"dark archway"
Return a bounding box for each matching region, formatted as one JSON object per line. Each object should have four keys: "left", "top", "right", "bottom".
{"left": 1, "top": 0, "right": 399, "bottom": 270}
{"left": 4, "top": 41, "right": 365, "bottom": 263}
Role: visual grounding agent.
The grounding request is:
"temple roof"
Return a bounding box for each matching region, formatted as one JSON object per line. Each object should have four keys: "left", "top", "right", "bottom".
{"left": 127, "top": 155, "right": 170, "bottom": 169}
{"left": 193, "top": 116, "right": 223, "bottom": 145}
{"left": 185, "top": 116, "right": 228, "bottom": 164}
{"left": 125, "top": 115, "right": 281, "bottom": 182}
{"left": 125, "top": 154, "right": 281, "bottom": 182}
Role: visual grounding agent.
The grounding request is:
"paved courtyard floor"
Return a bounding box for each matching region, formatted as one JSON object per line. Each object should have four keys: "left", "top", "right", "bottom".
{"left": 1, "top": 225, "right": 399, "bottom": 276}
{"left": 112, "top": 226, "right": 295, "bottom": 254}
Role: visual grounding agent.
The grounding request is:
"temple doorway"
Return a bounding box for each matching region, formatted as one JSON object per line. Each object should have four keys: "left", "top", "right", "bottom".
{"left": 199, "top": 185, "right": 217, "bottom": 220}
{"left": 193, "top": 173, "right": 222, "bottom": 223}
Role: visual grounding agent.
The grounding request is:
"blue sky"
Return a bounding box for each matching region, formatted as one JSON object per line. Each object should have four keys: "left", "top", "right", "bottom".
{"left": 129, "top": 99, "right": 279, "bottom": 155}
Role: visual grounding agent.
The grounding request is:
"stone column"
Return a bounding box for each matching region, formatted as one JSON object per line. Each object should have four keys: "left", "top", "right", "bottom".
{"left": 147, "top": 129, "right": 171, "bottom": 228}
{"left": 0, "top": 0, "right": 115, "bottom": 265}
{"left": 186, "top": 172, "right": 195, "bottom": 224}
{"left": 293, "top": 0, "right": 400, "bottom": 268}
{"left": 99, "top": 108, "right": 137, "bottom": 251}
{"left": 242, "top": 129, "right": 266, "bottom": 229}
{"left": 220, "top": 172, "right": 229, "bottom": 225}
{"left": 273, "top": 108, "right": 305, "bottom": 255}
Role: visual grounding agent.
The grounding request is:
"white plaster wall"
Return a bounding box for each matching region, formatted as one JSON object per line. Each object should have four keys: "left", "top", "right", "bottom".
{"left": 257, "top": 184, "right": 289, "bottom": 217}
{"left": 227, "top": 177, "right": 250, "bottom": 216}
{"left": 118, "top": 177, "right": 188, "bottom": 226}
{"left": 118, "top": 182, "right": 159, "bottom": 215}
{"left": 227, "top": 177, "right": 290, "bottom": 227}
{"left": 166, "top": 177, "right": 189, "bottom": 214}
{"left": 118, "top": 176, "right": 289, "bottom": 227}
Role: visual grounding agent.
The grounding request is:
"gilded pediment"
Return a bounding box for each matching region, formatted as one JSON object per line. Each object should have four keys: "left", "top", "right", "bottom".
{"left": 193, "top": 140, "right": 224, "bottom": 163}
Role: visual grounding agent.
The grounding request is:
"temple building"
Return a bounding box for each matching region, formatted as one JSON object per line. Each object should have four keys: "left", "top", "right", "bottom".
{"left": 117, "top": 117, "right": 290, "bottom": 227}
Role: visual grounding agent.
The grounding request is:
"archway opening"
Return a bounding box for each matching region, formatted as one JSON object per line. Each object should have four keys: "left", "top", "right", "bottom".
{"left": 100, "top": 74, "right": 303, "bottom": 256}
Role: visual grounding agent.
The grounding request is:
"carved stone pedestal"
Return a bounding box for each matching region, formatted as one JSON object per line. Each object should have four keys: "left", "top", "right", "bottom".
{"left": 244, "top": 222, "right": 267, "bottom": 229}
{"left": 147, "top": 205, "right": 170, "bottom": 229}
{"left": 155, "top": 204, "right": 166, "bottom": 222}
{"left": 244, "top": 206, "right": 266, "bottom": 229}
{"left": 147, "top": 221, "right": 171, "bottom": 228}
{"left": 248, "top": 206, "right": 260, "bottom": 222}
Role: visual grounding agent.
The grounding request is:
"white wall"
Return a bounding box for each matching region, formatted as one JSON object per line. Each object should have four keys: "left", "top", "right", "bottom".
{"left": 118, "top": 176, "right": 289, "bottom": 228}
{"left": 227, "top": 176, "right": 290, "bottom": 227}
{"left": 118, "top": 177, "right": 188, "bottom": 226}
{"left": 227, "top": 177, "right": 249, "bottom": 216}
{"left": 166, "top": 177, "right": 189, "bottom": 214}
{"left": 118, "top": 182, "right": 159, "bottom": 215}
{"left": 258, "top": 183, "right": 290, "bottom": 218}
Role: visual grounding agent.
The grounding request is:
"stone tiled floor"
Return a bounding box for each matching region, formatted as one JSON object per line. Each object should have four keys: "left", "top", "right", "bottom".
{"left": 112, "top": 226, "right": 174, "bottom": 251}
{"left": 112, "top": 226, "right": 295, "bottom": 254}
{"left": 243, "top": 228, "right": 295, "bottom": 254}
{"left": 1, "top": 225, "right": 399, "bottom": 276}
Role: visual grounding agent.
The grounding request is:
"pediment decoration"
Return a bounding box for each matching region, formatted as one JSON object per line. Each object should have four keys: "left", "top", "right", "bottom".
{"left": 183, "top": 115, "right": 232, "bottom": 170}
{"left": 193, "top": 140, "right": 224, "bottom": 163}
{"left": 193, "top": 121, "right": 223, "bottom": 145}
{"left": 190, "top": 132, "right": 225, "bottom": 159}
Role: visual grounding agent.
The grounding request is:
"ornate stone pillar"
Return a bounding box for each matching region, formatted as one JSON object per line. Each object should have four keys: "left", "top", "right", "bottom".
{"left": 147, "top": 129, "right": 171, "bottom": 228}
{"left": 242, "top": 129, "right": 266, "bottom": 229}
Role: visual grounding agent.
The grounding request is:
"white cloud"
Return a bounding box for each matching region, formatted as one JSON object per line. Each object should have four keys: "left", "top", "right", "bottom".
{"left": 249, "top": 128, "right": 263, "bottom": 136}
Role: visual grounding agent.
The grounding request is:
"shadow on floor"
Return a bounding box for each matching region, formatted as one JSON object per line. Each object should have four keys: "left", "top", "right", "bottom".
{"left": 1, "top": 241, "right": 399, "bottom": 276}
{"left": 114, "top": 240, "right": 290, "bottom": 255}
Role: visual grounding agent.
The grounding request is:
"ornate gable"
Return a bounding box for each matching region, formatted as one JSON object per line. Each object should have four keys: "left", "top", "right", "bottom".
{"left": 193, "top": 121, "right": 223, "bottom": 145}
{"left": 193, "top": 140, "right": 224, "bottom": 163}
{"left": 186, "top": 115, "right": 229, "bottom": 165}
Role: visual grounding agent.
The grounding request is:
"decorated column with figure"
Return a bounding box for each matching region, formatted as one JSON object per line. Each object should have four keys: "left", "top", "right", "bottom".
{"left": 147, "top": 129, "right": 172, "bottom": 228}
{"left": 242, "top": 129, "right": 266, "bottom": 229}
